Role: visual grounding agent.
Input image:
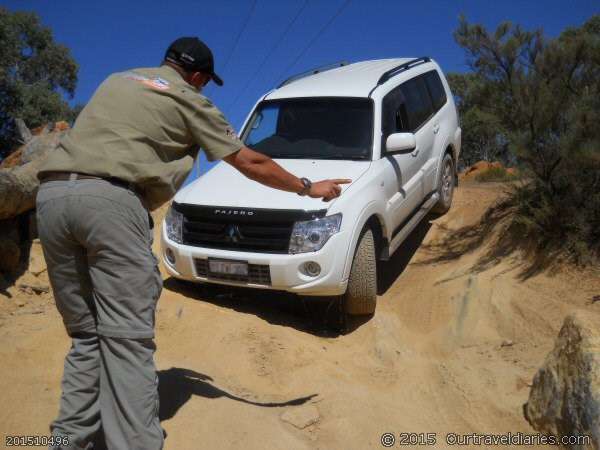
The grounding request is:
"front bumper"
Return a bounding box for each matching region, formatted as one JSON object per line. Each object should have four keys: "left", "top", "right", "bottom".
{"left": 160, "top": 225, "right": 349, "bottom": 296}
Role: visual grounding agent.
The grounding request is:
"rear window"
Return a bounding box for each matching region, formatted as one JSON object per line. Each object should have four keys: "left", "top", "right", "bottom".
{"left": 400, "top": 77, "right": 434, "bottom": 131}
{"left": 424, "top": 70, "right": 447, "bottom": 112}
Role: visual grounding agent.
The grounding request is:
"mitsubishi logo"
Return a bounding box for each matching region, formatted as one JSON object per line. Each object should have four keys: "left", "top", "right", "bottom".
{"left": 225, "top": 225, "right": 243, "bottom": 243}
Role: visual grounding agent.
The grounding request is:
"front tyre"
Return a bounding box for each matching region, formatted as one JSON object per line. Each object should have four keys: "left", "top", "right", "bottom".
{"left": 342, "top": 228, "right": 377, "bottom": 316}
{"left": 431, "top": 152, "right": 455, "bottom": 215}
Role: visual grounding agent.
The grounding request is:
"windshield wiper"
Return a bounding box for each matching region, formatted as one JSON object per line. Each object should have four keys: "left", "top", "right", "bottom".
{"left": 270, "top": 154, "right": 318, "bottom": 159}
{"left": 270, "top": 153, "right": 368, "bottom": 160}
{"left": 322, "top": 155, "right": 368, "bottom": 160}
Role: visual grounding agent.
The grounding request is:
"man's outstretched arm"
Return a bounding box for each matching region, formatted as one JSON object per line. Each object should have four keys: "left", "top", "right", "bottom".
{"left": 223, "top": 146, "right": 351, "bottom": 202}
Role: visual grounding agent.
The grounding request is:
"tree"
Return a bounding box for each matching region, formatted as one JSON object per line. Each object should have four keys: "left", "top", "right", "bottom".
{"left": 446, "top": 72, "right": 511, "bottom": 167}
{"left": 450, "top": 15, "right": 600, "bottom": 263}
{"left": 0, "top": 7, "right": 79, "bottom": 157}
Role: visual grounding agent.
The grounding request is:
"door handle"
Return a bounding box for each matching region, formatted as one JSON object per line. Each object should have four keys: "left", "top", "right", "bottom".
{"left": 433, "top": 123, "right": 440, "bottom": 134}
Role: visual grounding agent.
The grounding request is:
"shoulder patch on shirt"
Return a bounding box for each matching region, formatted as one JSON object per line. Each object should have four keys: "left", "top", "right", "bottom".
{"left": 121, "top": 71, "right": 170, "bottom": 90}
{"left": 144, "top": 77, "right": 170, "bottom": 90}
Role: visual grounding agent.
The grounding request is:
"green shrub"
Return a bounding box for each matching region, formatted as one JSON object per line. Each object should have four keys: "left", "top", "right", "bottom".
{"left": 450, "top": 15, "right": 600, "bottom": 265}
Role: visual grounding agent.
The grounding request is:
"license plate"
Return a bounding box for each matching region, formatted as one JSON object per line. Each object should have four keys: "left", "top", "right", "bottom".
{"left": 208, "top": 259, "right": 248, "bottom": 276}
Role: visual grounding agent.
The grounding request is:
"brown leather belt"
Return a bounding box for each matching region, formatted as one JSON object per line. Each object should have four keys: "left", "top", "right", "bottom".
{"left": 38, "top": 171, "right": 153, "bottom": 224}
{"left": 40, "top": 171, "right": 134, "bottom": 189}
{"left": 39, "top": 171, "right": 147, "bottom": 204}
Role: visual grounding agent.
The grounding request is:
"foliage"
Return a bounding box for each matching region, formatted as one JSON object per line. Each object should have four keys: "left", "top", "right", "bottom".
{"left": 0, "top": 7, "right": 79, "bottom": 156}
{"left": 450, "top": 15, "right": 600, "bottom": 264}
{"left": 447, "top": 73, "right": 512, "bottom": 167}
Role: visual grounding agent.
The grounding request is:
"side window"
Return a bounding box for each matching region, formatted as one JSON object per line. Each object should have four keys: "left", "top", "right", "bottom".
{"left": 424, "top": 70, "right": 447, "bottom": 112}
{"left": 381, "top": 85, "right": 410, "bottom": 153}
{"left": 382, "top": 86, "right": 406, "bottom": 136}
{"left": 400, "top": 76, "right": 434, "bottom": 131}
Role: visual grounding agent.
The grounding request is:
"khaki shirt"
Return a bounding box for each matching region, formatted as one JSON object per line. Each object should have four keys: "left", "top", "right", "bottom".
{"left": 39, "top": 64, "right": 243, "bottom": 210}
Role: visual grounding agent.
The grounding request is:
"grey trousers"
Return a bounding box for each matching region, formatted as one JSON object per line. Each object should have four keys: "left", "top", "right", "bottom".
{"left": 36, "top": 177, "right": 164, "bottom": 450}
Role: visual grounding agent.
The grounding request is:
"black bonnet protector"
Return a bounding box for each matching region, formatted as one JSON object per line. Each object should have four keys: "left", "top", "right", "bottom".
{"left": 172, "top": 203, "right": 327, "bottom": 224}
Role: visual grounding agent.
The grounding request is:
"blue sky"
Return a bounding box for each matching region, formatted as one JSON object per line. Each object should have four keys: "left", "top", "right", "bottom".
{"left": 5, "top": 0, "right": 598, "bottom": 180}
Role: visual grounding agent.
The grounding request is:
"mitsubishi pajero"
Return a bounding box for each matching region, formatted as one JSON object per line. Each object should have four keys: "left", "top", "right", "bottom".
{"left": 162, "top": 57, "right": 461, "bottom": 321}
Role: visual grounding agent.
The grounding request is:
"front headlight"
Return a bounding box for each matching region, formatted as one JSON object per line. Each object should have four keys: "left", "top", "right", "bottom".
{"left": 289, "top": 213, "right": 342, "bottom": 254}
{"left": 165, "top": 205, "right": 183, "bottom": 244}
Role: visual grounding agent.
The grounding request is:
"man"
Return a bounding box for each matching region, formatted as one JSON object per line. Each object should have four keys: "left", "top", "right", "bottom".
{"left": 36, "top": 37, "right": 350, "bottom": 450}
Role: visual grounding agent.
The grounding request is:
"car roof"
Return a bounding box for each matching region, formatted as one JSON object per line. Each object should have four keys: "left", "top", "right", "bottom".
{"left": 265, "top": 58, "right": 432, "bottom": 100}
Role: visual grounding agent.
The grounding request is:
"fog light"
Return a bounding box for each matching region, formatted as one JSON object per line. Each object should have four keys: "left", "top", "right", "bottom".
{"left": 165, "top": 248, "right": 176, "bottom": 265}
{"left": 303, "top": 261, "right": 321, "bottom": 277}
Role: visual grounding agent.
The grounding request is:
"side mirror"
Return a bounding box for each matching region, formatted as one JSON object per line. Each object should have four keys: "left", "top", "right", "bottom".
{"left": 385, "top": 132, "right": 416, "bottom": 154}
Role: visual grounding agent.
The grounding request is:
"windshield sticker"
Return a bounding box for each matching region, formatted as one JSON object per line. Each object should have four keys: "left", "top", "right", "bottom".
{"left": 225, "top": 126, "right": 238, "bottom": 140}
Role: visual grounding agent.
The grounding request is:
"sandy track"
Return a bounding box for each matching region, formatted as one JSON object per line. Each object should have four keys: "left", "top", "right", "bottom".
{"left": 1, "top": 182, "right": 599, "bottom": 449}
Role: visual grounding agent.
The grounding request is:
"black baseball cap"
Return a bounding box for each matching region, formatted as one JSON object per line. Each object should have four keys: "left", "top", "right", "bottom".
{"left": 165, "top": 37, "right": 223, "bottom": 86}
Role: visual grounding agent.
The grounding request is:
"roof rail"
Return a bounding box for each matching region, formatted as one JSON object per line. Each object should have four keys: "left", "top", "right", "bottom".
{"left": 374, "top": 56, "right": 431, "bottom": 87}
{"left": 277, "top": 61, "right": 350, "bottom": 88}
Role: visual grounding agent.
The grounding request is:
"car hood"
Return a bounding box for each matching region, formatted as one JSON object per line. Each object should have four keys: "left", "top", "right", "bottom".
{"left": 175, "top": 159, "right": 371, "bottom": 210}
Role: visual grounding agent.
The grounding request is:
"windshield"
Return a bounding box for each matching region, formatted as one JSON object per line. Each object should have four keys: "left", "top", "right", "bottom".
{"left": 241, "top": 98, "right": 373, "bottom": 160}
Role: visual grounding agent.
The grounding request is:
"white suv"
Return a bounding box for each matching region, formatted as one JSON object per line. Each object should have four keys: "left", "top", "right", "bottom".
{"left": 162, "top": 57, "right": 461, "bottom": 319}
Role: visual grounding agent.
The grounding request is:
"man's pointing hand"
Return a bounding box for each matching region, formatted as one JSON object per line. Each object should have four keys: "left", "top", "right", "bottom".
{"left": 309, "top": 179, "right": 352, "bottom": 202}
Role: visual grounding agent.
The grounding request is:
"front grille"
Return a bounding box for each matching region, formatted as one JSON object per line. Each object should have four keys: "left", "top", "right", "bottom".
{"left": 185, "top": 221, "right": 292, "bottom": 252}
{"left": 194, "top": 259, "right": 272, "bottom": 285}
{"left": 174, "top": 203, "right": 326, "bottom": 253}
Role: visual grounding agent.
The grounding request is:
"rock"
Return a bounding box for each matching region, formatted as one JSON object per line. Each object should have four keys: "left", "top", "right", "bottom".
{"left": 0, "top": 237, "right": 21, "bottom": 274}
{"left": 280, "top": 404, "right": 320, "bottom": 429}
{"left": 24, "top": 209, "right": 38, "bottom": 241}
{"left": 523, "top": 312, "right": 600, "bottom": 448}
{"left": 0, "top": 122, "right": 68, "bottom": 220}
{"left": 0, "top": 147, "right": 24, "bottom": 169}
{"left": 28, "top": 252, "right": 47, "bottom": 276}
{"left": 31, "top": 124, "right": 50, "bottom": 135}
{"left": 20, "top": 126, "right": 63, "bottom": 164}
{"left": 15, "top": 118, "right": 33, "bottom": 144}
{"left": 501, "top": 339, "right": 514, "bottom": 347}
{"left": 18, "top": 282, "right": 49, "bottom": 295}
{"left": 0, "top": 163, "right": 43, "bottom": 220}
{"left": 0, "top": 218, "right": 22, "bottom": 275}
{"left": 0, "top": 217, "right": 20, "bottom": 242}
{"left": 54, "top": 121, "right": 70, "bottom": 131}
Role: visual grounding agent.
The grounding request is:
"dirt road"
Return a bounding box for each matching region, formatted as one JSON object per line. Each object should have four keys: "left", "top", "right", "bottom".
{"left": 1, "top": 182, "right": 599, "bottom": 449}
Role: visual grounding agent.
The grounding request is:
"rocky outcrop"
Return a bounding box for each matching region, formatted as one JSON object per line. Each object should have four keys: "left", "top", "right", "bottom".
{"left": 0, "top": 122, "right": 67, "bottom": 220}
{"left": 524, "top": 312, "right": 600, "bottom": 449}
{"left": 0, "top": 120, "right": 68, "bottom": 275}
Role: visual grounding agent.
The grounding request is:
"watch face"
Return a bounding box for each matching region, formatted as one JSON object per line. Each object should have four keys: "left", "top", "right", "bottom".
{"left": 299, "top": 177, "right": 311, "bottom": 195}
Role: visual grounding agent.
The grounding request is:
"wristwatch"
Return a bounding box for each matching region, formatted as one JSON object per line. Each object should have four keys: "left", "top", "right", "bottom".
{"left": 297, "top": 177, "right": 312, "bottom": 196}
